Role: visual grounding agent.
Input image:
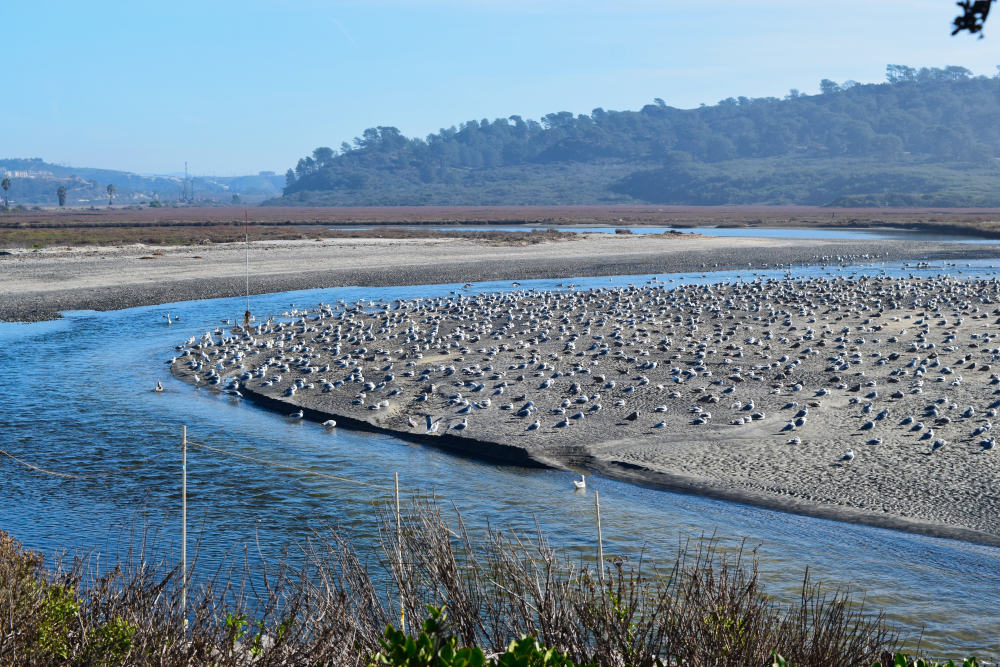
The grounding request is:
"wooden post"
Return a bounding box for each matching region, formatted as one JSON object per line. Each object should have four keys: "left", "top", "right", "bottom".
{"left": 181, "top": 425, "right": 187, "bottom": 627}
{"left": 395, "top": 472, "right": 404, "bottom": 631}
{"left": 595, "top": 489, "right": 604, "bottom": 583}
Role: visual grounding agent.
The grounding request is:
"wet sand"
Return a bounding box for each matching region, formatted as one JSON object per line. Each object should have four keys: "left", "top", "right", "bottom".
{"left": 4, "top": 233, "right": 1000, "bottom": 322}
{"left": 170, "top": 271, "right": 1000, "bottom": 546}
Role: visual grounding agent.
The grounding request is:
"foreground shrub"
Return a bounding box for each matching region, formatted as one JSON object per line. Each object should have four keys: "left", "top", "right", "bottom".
{"left": 0, "top": 494, "right": 973, "bottom": 666}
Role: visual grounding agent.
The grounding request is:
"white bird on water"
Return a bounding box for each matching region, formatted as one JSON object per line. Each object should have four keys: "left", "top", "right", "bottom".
{"left": 573, "top": 475, "right": 586, "bottom": 489}
{"left": 154, "top": 381, "right": 164, "bottom": 393}
{"left": 289, "top": 410, "right": 304, "bottom": 419}
{"left": 322, "top": 420, "right": 336, "bottom": 428}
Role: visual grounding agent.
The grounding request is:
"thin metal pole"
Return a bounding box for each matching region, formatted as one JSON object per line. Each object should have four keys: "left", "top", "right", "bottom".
{"left": 395, "top": 472, "right": 404, "bottom": 631}
{"left": 181, "top": 425, "right": 187, "bottom": 626}
{"left": 595, "top": 489, "right": 604, "bottom": 583}
{"left": 245, "top": 210, "right": 249, "bottom": 314}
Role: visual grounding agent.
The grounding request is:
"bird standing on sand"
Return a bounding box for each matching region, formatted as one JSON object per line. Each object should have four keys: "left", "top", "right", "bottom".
{"left": 426, "top": 416, "right": 439, "bottom": 434}
{"left": 841, "top": 449, "right": 855, "bottom": 463}
{"left": 573, "top": 475, "right": 586, "bottom": 489}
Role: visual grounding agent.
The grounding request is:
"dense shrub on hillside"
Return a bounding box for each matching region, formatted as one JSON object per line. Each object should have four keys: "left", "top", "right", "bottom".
{"left": 272, "top": 66, "right": 1000, "bottom": 207}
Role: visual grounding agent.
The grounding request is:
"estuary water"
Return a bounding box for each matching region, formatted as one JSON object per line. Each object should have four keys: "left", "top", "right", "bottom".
{"left": 3, "top": 262, "right": 1000, "bottom": 655}
{"left": 333, "top": 225, "right": 1000, "bottom": 244}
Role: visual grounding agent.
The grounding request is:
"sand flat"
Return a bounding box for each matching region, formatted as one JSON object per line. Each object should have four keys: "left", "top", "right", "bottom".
{"left": 4, "top": 233, "right": 1000, "bottom": 322}
{"left": 170, "top": 270, "right": 1000, "bottom": 545}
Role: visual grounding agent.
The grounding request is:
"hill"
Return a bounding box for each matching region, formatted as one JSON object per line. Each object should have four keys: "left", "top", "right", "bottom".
{"left": 0, "top": 159, "right": 286, "bottom": 208}
{"left": 267, "top": 65, "right": 1000, "bottom": 208}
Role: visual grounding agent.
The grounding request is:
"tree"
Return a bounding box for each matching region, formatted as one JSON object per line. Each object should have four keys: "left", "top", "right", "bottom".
{"left": 653, "top": 98, "right": 666, "bottom": 107}
{"left": 970, "top": 142, "right": 995, "bottom": 166}
{"left": 106, "top": 184, "right": 116, "bottom": 206}
{"left": 57, "top": 185, "right": 67, "bottom": 206}
{"left": 885, "top": 64, "right": 916, "bottom": 83}
{"left": 312, "top": 146, "right": 335, "bottom": 165}
{"left": 285, "top": 169, "right": 296, "bottom": 187}
{"left": 1, "top": 177, "right": 9, "bottom": 206}
{"left": 953, "top": 0, "right": 995, "bottom": 36}
{"left": 819, "top": 79, "right": 840, "bottom": 94}
{"left": 232, "top": 193, "right": 242, "bottom": 204}
{"left": 873, "top": 134, "right": 904, "bottom": 162}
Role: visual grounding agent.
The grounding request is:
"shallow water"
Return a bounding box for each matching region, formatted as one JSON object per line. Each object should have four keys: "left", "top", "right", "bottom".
{"left": 4, "top": 262, "right": 1000, "bottom": 655}
{"left": 332, "top": 225, "right": 1000, "bottom": 244}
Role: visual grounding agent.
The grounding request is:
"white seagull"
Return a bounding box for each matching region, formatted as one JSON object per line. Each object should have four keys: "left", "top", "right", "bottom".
{"left": 573, "top": 475, "right": 586, "bottom": 489}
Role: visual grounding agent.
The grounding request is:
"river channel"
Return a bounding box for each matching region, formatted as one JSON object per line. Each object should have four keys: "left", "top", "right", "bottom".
{"left": 3, "top": 261, "right": 1000, "bottom": 656}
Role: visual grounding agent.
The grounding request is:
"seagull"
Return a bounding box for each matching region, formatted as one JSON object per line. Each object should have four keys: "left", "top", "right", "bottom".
{"left": 573, "top": 475, "right": 586, "bottom": 489}
{"left": 322, "top": 420, "right": 336, "bottom": 428}
{"left": 426, "top": 416, "right": 439, "bottom": 434}
{"left": 153, "top": 381, "right": 164, "bottom": 392}
{"left": 841, "top": 449, "right": 855, "bottom": 463}
{"left": 289, "top": 410, "right": 304, "bottom": 419}
{"left": 452, "top": 419, "right": 467, "bottom": 431}
{"left": 407, "top": 416, "right": 417, "bottom": 428}
{"left": 526, "top": 420, "right": 540, "bottom": 431}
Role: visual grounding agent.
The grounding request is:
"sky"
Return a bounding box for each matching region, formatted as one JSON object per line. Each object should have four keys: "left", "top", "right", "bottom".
{"left": 3, "top": 0, "right": 998, "bottom": 176}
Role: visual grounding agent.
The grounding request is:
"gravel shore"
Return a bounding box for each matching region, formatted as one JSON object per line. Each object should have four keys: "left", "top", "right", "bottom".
{"left": 4, "top": 233, "right": 1000, "bottom": 322}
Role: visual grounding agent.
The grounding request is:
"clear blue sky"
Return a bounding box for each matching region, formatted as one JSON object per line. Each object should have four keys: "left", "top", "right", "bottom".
{"left": 3, "top": 0, "right": 997, "bottom": 176}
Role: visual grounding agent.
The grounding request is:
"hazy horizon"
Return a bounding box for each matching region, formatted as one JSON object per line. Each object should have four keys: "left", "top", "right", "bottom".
{"left": 5, "top": 0, "right": 998, "bottom": 176}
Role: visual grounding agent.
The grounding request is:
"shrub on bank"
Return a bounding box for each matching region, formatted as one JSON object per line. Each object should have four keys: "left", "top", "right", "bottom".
{"left": 0, "top": 497, "right": 981, "bottom": 666}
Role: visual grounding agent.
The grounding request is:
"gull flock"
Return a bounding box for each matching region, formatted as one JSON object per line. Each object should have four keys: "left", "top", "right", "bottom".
{"left": 170, "top": 273, "right": 1000, "bottom": 467}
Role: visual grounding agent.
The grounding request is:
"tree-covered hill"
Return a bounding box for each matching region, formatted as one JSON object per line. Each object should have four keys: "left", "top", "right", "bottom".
{"left": 269, "top": 65, "right": 1000, "bottom": 207}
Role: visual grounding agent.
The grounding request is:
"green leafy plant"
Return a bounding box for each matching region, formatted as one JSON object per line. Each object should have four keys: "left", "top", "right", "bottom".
{"left": 88, "top": 615, "right": 137, "bottom": 664}
{"left": 765, "top": 651, "right": 985, "bottom": 667}
{"left": 369, "top": 606, "right": 591, "bottom": 667}
{"left": 34, "top": 583, "right": 81, "bottom": 659}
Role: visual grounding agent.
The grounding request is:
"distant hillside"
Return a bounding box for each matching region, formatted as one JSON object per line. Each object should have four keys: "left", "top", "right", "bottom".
{"left": 0, "top": 159, "right": 285, "bottom": 207}
{"left": 267, "top": 65, "right": 1000, "bottom": 208}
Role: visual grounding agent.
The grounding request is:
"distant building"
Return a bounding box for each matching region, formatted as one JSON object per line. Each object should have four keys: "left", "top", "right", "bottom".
{"left": 1, "top": 170, "right": 53, "bottom": 178}
{"left": 258, "top": 171, "right": 276, "bottom": 176}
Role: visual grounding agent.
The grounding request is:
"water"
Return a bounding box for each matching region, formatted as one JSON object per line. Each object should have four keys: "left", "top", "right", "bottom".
{"left": 4, "top": 263, "right": 1000, "bottom": 656}
{"left": 332, "top": 225, "right": 1000, "bottom": 244}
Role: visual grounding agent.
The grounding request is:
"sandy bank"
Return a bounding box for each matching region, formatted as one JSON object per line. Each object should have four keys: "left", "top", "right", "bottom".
{"left": 4, "top": 233, "right": 1000, "bottom": 322}
{"left": 170, "top": 273, "right": 1000, "bottom": 547}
